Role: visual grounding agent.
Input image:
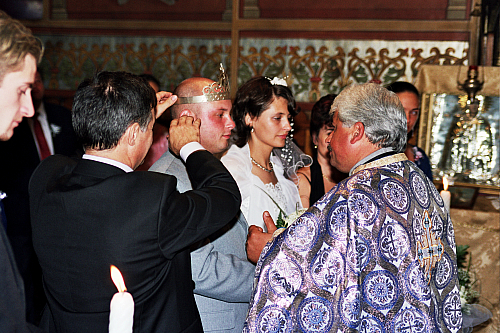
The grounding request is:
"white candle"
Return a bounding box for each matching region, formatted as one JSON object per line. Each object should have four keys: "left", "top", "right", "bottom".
{"left": 440, "top": 176, "right": 451, "bottom": 212}
{"left": 109, "top": 265, "right": 134, "bottom": 333}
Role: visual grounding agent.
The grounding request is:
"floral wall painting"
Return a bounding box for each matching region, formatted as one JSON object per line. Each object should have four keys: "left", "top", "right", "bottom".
{"left": 37, "top": 35, "right": 468, "bottom": 103}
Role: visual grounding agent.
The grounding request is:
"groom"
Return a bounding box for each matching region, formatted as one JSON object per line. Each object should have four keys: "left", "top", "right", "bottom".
{"left": 150, "top": 69, "right": 255, "bottom": 333}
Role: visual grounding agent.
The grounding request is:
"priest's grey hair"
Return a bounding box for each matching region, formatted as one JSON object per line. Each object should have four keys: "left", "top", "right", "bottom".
{"left": 330, "top": 83, "right": 407, "bottom": 152}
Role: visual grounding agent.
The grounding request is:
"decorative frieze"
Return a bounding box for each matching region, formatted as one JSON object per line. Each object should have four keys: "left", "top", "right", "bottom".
{"left": 38, "top": 35, "right": 468, "bottom": 102}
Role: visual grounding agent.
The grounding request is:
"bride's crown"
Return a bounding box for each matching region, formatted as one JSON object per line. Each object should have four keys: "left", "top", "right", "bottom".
{"left": 175, "top": 63, "right": 230, "bottom": 104}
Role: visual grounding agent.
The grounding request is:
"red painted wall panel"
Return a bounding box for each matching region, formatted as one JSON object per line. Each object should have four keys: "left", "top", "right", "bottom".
{"left": 66, "top": 0, "right": 227, "bottom": 20}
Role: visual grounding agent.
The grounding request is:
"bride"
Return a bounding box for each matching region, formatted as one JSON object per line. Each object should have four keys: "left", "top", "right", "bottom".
{"left": 221, "top": 76, "right": 302, "bottom": 231}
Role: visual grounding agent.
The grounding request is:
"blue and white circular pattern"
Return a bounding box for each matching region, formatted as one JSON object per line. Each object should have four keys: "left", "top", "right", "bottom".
{"left": 435, "top": 252, "right": 454, "bottom": 289}
{"left": 409, "top": 172, "right": 430, "bottom": 209}
{"left": 326, "top": 201, "right": 348, "bottom": 241}
{"left": 404, "top": 260, "right": 431, "bottom": 301}
{"left": 268, "top": 257, "right": 303, "bottom": 298}
{"left": 392, "top": 307, "right": 428, "bottom": 333}
{"left": 346, "top": 235, "right": 371, "bottom": 275}
{"left": 339, "top": 286, "right": 361, "bottom": 328}
{"left": 442, "top": 291, "right": 463, "bottom": 330}
{"left": 297, "top": 297, "right": 334, "bottom": 333}
{"left": 348, "top": 190, "right": 378, "bottom": 226}
{"left": 256, "top": 305, "right": 291, "bottom": 333}
{"left": 362, "top": 270, "right": 399, "bottom": 310}
{"left": 311, "top": 246, "right": 344, "bottom": 289}
{"left": 379, "top": 179, "right": 410, "bottom": 214}
{"left": 359, "top": 315, "right": 385, "bottom": 333}
{"left": 285, "top": 212, "right": 318, "bottom": 252}
{"left": 378, "top": 219, "right": 410, "bottom": 263}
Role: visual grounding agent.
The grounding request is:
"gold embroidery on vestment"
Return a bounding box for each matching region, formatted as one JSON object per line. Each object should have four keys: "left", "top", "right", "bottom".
{"left": 352, "top": 153, "right": 408, "bottom": 175}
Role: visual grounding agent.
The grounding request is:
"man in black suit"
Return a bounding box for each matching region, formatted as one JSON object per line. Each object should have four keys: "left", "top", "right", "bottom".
{"left": 0, "top": 10, "right": 43, "bottom": 332}
{"left": 30, "top": 71, "right": 241, "bottom": 333}
{"left": 0, "top": 69, "right": 81, "bottom": 324}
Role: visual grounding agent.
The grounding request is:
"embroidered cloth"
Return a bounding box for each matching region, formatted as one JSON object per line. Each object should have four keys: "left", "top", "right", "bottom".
{"left": 244, "top": 156, "right": 462, "bottom": 333}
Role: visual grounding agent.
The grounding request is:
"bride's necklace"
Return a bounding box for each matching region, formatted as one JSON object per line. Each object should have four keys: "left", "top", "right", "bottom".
{"left": 250, "top": 156, "right": 273, "bottom": 173}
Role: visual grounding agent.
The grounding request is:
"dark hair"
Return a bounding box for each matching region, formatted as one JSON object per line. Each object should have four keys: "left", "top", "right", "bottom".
{"left": 72, "top": 71, "right": 156, "bottom": 150}
{"left": 310, "top": 94, "right": 336, "bottom": 138}
{"left": 386, "top": 81, "right": 420, "bottom": 99}
{"left": 139, "top": 73, "right": 160, "bottom": 90}
{"left": 232, "top": 76, "right": 296, "bottom": 147}
{"left": 386, "top": 81, "right": 421, "bottom": 139}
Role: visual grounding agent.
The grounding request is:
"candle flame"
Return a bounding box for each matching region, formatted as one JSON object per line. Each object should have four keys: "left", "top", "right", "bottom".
{"left": 443, "top": 176, "right": 449, "bottom": 191}
{"left": 110, "top": 265, "right": 127, "bottom": 293}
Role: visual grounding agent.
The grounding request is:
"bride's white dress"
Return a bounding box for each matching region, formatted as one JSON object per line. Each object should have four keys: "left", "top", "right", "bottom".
{"left": 221, "top": 143, "right": 302, "bottom": 231}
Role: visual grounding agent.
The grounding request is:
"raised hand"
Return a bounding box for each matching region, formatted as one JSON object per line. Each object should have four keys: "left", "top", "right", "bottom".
{"left": 168, "top": 116, "right": 201, "bottom": 156}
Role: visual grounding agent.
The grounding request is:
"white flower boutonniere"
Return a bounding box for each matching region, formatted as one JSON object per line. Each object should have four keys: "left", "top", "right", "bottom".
{"left": 49, "top": 124, "right": 61, "bottom": 137}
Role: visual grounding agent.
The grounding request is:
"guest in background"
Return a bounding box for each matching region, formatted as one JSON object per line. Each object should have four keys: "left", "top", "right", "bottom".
{"left": 150, "top": 74, "right": 254, "bottom": 333}
{"left": 136, "top": 73, "right": 170, "bottom": 170}
{"left": 297, "top": 94, "right": 347, "bottom": 208}
{"left": 0, "top": 68, "right": 81, "bottom": 324}
{"left": 244, "top": 83, "right": 461, "bottom": 332}
{"left": 221, "top": 76, "right": 302, "bottom": 231}
{"left": 0, "top": 9, "right": 43, "bottom": 332}
{"left": 387, "top": 81, "right": 433, "bottom": 180}
{"left": 30, "top": 71, "right": 241, "bottom": 333}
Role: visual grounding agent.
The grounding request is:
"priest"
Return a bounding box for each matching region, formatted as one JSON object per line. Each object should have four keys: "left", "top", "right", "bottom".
{"left": 244, "top": 83, "right": 462, "bottom": 333}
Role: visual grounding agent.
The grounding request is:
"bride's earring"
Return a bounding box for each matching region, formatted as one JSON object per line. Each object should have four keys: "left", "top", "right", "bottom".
{"left": 251, "top": 127, "right": 254, "bottom": 133}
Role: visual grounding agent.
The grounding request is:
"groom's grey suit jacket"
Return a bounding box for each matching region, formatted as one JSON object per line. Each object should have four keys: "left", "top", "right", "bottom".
{"left": 150, "top": 151, "right": 255, "bottom": 333}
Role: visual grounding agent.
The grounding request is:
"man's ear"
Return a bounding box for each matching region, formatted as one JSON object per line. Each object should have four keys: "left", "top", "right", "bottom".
{"left": 124, "top": 123, "right": 141, "bottom": 146}
{"left": 350, "top": 122, "right": 365, "bottom": 144}
{"left": 179, "top": 109, "right": 196, "bottom": 119}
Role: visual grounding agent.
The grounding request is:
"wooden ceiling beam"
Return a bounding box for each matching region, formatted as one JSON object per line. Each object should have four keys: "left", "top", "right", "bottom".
{"left": 23, "top": 18, "right": 468, "bottom": 33}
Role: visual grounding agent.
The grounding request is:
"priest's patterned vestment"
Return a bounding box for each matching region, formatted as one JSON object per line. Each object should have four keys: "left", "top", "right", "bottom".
{"left": 244, "top": 154, "right": 462, "bottom": 333}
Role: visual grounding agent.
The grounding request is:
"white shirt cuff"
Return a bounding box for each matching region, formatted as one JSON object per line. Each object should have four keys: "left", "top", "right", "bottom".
{"left": 180, "top": 142, "right": 205, "bottom": 162}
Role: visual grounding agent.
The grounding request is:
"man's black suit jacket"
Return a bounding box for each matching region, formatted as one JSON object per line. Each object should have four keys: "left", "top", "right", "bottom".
{"left": 29, "top": 150, "right": 241, "bottom": 333}
{"left": 0, "top": 102, "right": 80, "bottom": 323}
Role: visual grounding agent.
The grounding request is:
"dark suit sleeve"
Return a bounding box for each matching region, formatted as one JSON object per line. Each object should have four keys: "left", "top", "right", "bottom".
{"left": 0, "top": 220, "right": 42, "bottom": 333}
{"left": 157, "top": 150, "right": 241, "bottom": 258}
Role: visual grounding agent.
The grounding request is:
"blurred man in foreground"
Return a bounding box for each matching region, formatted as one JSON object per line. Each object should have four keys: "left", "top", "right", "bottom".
{"left": 0, "top": 9, "right": 43, "bottom": 332}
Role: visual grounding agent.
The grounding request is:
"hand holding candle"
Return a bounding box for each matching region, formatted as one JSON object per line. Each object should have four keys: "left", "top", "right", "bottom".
{"left": 440, "top": 176, "right": 451, "bottom": 212}
{"left": 109, "top": 265, "right": 134, "bottom": 333}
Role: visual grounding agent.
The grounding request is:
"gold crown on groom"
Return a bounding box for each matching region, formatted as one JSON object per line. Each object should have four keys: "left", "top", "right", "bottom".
{"left": 175, "top": 63, "right": 230, "bottom": 104}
